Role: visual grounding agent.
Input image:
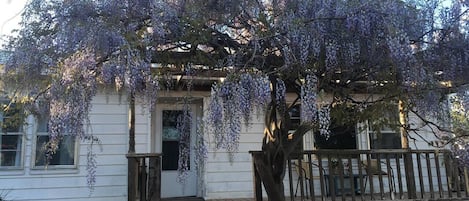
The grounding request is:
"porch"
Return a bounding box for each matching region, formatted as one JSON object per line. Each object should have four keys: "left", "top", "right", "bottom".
{"left": 252, "top": 149, "right": 469, "bottom": 201}
{"left": 127, "top": 149, "right": 469, "bottom": 201}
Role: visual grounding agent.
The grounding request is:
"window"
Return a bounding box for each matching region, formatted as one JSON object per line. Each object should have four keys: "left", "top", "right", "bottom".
{"left": 287, "top": 104, "right": 303, "bottom": 159}
{"left": 0, "top": 102, "right": 24, "bottom": 168}
{"left": 368, "top": 108, "right": 401, "bottom": 150}
{"left": 162, "top": 110, "right": 187, "bottom": 170}
{"left": 315, "top": 104, "right": 357, "bottom": 149}
{"left": 369, "top": 126, "right": 401, "bottom": 149}
{"left": 33, "top": 114, "right": 77, "bottom": 168}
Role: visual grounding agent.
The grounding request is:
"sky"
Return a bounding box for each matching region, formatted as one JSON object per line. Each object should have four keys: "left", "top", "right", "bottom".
{"left": 0, "top": 0, "right": 28, "bottom": 45}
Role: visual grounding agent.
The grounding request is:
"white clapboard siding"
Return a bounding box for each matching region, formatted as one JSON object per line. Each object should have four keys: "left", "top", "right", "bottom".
{"left": 202, "top": 96, "right": 265, "bottom": 199}
{"left": 1, "top": 92, "right": 133, "bottom": 201}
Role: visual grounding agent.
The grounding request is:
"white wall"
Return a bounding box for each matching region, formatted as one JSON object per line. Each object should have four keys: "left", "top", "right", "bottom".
{"left": 0, "top": 92, "right": 133, "bottom": 201}
{"left": 201, "top": 96, "right": 265, "bottom": 199}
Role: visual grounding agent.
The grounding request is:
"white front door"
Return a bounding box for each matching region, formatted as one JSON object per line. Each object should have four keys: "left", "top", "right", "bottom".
{"left": 154, "top": 104, "right": 198, "bottom": 198}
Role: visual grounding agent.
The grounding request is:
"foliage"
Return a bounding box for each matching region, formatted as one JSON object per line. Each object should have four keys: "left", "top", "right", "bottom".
{"left": 2, "top": 0, "right": 469, "bottom": 198}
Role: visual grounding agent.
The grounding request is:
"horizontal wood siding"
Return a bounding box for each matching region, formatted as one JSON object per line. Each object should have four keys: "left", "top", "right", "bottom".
{"left": 202, "top": 97, "right": 265, "bottom": 199}
{"left": 0, "top": 92, "right": 137, "bottom": 201}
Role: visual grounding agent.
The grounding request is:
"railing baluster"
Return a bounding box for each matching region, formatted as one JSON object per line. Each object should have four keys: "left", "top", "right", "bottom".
{"left": 416, "top": 153, "right": 425, "bottom": 198}
{"left": 317, "top": 154, "right": 326, "bottom": 201}
{"left": 357, "top": 153, "right": 365, "bottom": 201}
{"left": 287, "top": 157, "right": 294, "bottom": 201}
{"left": 454, "top": 158, "right": 462, "bottom": 197}
{"left": 385, "top": 154, "right": 394, "bottom": 200}
{"left": 395, "top": 153, "right": 403, "bottom": 199}
{"left": 328, "top": 155, "right": 337, "bottom": 201}
{"left": 366, "top": 154, "right": 375, "bottom": 200}
{"left": 337, "top": 154, "right": 346, "bottom": 201}
{"left": 348, "top": 156, "right": 356, "bottom": 201}
{"left": 425, "top": 152, "right": 434, "bottom": 199}
{"left": 307, "top": 153, "right": 315, "bottom": 201}
{"left": 434, "top": 150, "right": 443, "bottom": 198}
{"left": 445, "top": 152, "right": 453, "bottom": 198}
{"left": 464, "top": 167, "right": 469, "bottom": 197}
{"left": 376, "top": 154, "right": 385, "bottom": 199}
{"left": 298, "top": 158, "right": 306, "bottom": 199}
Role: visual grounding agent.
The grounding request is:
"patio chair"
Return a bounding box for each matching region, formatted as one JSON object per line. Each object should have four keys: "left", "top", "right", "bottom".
{"left": 362, "top": 159, "right": 395, "bottom": 199}
{"left": 293, "top": 161, "right": 324, "bottom": 198}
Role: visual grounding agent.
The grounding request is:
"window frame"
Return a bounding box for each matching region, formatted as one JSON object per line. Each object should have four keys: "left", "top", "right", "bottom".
{"left": 287, "top": 104, "right": 304, "bottom": 159}
{"left": 0, "top": 132, "right": 24, "bottom": 169}
{"left": 366, "top": 106, "right": 402, "bottom": 150}
{"left": 0, "top": 101, "right": 25, "bottom": 170}
{"left": 368, "top": 127, "right": 402, "bottom": 150}
{"left": 32, "top": 117, "right": 78, "bottom": 170}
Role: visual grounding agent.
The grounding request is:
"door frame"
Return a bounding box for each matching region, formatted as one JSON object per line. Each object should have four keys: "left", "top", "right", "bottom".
{"left": 151, "top": 102, "right": 201, "bottom": 198}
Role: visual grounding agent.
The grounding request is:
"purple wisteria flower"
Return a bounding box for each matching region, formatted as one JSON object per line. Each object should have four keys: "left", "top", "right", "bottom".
{"left": 318, "top": 105, "right": 331, "bottom": 138}
{"left": 177, "top": 100, "right": 192, "bottom": 183}
{"left": 301, "top": 74, "right": 318, "bottom": 123}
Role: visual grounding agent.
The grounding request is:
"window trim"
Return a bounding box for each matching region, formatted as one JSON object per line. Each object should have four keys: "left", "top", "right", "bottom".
{"left": 0, "top": 100, "right": 25, "bottom": 170}
{"left": 0, "top": 131, "right": 25, "bottom": 170}
{"left": 32, "top": 131, "right": 79, "bottom": 170}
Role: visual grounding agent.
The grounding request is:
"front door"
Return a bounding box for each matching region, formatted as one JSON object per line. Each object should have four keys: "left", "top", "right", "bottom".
{"left": 154, "top": 104, "right": 197, "bottom": 198}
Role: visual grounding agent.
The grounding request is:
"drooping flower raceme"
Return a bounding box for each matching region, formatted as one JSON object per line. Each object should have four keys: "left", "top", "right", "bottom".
{"left": 318, "top": 105, "right": 331, "bottom": 138}
{"left": 301, "top": 74, "right": 318, "bottom": 123}
{"left": 206, "top": 74, "right": 271, "bottom": 156}
{"left": 177, "top": 100, "right": 192, "bottom": 183}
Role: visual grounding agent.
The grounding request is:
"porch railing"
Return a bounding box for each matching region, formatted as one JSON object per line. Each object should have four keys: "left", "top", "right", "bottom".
{"left": 251, "top": 149, "right": 469, "bottom": 201}
{"left": 127, "top": 153, "right": 162, "bottom": 201}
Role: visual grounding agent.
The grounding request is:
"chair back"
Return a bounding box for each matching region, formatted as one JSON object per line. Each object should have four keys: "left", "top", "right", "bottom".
{"left": 363, "top": 159, "right": 387, "bottom": 175}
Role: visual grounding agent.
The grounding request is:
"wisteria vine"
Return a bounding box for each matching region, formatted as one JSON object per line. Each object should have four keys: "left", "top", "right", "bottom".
{"left": 176, "top": 100, "right": 192, "bottom": 183}
{"left": 206, "top": 74, "right": 271, "bottom": 156}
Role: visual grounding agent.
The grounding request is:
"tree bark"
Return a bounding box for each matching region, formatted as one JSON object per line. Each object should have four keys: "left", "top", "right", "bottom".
{"left": 128, "top": 92, "right": 136, "bottom": 153}
{"left": 253, "top": 151, "right": 286, "bottom": 201}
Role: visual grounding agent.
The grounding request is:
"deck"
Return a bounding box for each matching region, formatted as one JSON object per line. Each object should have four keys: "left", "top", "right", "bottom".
{"left": 127, "top": 149, "right": 469, "bottom": 201}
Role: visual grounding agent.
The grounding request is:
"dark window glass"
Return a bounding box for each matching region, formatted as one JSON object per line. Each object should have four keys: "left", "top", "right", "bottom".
{"left": 0, "top": 135, "right": 22, "bottom": 167}
{"left": 162, "top": 110, "right": 190, "bottom": 171}
{"left": 35, "top": 135, "right": 75, "bottom": 166}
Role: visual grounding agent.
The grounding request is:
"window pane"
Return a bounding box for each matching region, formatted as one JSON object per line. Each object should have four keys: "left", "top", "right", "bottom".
{"left": 1, "top": 103, "right": 23, "bottom": 132}
{"left": 37, "top": 115, "right": 49, "bottom": 132}
{"left": 35, "top": 135, "right": 76, "bottom": 166}
{"left": 161, "top": 110, "right": 189, "bottom": 170}
{"left": 370, "top": 132, "right": 401, "bottom": 149}
{"left": 0, "top": 135, "right": 22, "bottom": 167}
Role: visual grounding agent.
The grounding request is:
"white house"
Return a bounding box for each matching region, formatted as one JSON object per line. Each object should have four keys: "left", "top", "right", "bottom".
{"left": 0, "top": 85, "right": 450, "bottom": 201}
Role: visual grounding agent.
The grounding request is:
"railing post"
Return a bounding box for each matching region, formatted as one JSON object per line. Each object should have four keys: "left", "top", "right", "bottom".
{"left": 148, "top": 156, "right": 161, "bottom": 201}
{"left": 251, "top": 151, "right": 263, "bottom": 201}
{"left": 139, "top": 158, "right": 147, "bottom": 201}
{"left": 403, "top": 149, "right": 417, "bottom": 199}
{"left": 128, "top": 156, "right": 137, "bottom": 201}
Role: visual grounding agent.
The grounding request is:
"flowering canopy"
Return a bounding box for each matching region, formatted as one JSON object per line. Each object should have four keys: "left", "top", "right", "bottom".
{"left": 2, "top": 0, "right": 469, "bottom": 195}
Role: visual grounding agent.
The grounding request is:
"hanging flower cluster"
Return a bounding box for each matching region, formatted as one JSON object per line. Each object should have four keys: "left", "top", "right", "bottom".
{"left": 46, "top": 50, "right": 100, "bottom": 187}
{"left": 207, "top": 74, "right": 270, "bottom": 154}
{"left": 276, "top": 78, "right": 287, "bottom": 113}
{"left": 194, "top": 117, "right": 208, "bottom": 167}
{"left": 301, "top": 74, "right": 318, "bottom": 123}
{"left": 452, "top": 142, "right": 469, "bottom": 168}
{"left": 177, "top": 100, "right": 192, "bottom": 183}
{"left": 318, "top": 105, "right": 331, "bottom": 138}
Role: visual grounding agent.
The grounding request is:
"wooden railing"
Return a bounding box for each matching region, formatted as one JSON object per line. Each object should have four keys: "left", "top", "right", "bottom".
{"left": 251, "top": 149, "right": 469, "bottom": 201}
{"left": 127, "top": 153, "right": 162, "bottom": 201}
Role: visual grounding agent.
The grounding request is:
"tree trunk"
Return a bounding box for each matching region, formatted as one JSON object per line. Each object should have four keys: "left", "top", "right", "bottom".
{"left": 128, "top": 92, "right": 136, "bottom": 153}
{"left": 253, "top": 151, "right": 286, "bottom": 201}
